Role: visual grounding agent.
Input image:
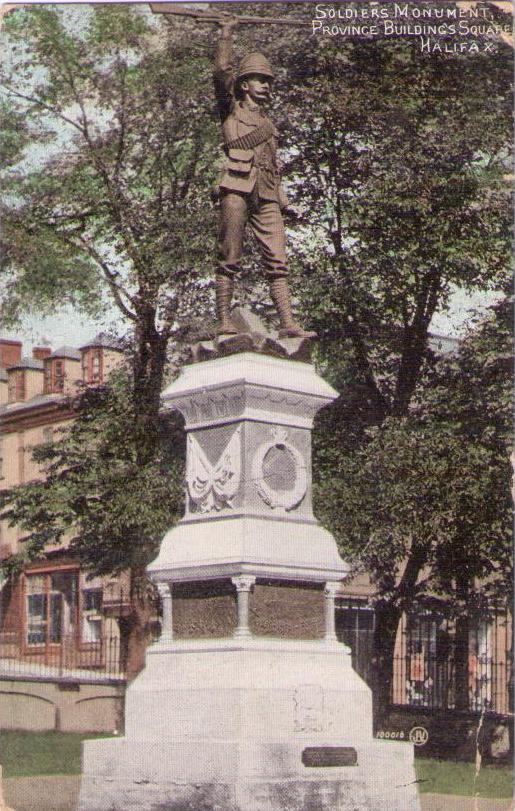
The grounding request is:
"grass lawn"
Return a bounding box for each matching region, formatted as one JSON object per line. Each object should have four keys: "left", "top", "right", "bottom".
{"left": 415, "top": 757, "right": 513, "bottom": 798}
{"left": 0, "top": 730, "right": 114, "bottom": 778}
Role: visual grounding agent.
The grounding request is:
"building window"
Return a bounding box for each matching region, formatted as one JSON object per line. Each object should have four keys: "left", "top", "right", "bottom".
{"left": 83, "top": 588, "right": 102, "bottom": 612}
{"left": 41, "top": 427, "right": 53, "bottom": 444}
{"left": 44, "top": 363, "right": 52, "bottom": 394}
{"left": 91, "top": 350, "right": 101, "bottom": 382}
{"left": 404, "top": 614, "right": 441, "bottom": 708}
{"left": 401, "top": 614, "right": 457, "bottom": 710}
{"left": 54, "top": 360, "right": 64, "bottom": 392}
{"left": 44, "top": 361, "right": 65, "bottom": 394}
{"left": 469, "top": 621, "right": 493, "bottom": 712}
{"left": 81, "top": 349, "right": 103, "bottom": 384}
{"left": 25, "top": 570, "right": 78, "bottom": 646}
{"left": 8, "top": 370, "right": 25, "bottom": 403}
{"left": 17, "top": 434, "right": 25, "bottom": 484}
{"left": 26, "top": 576, "right": 47, "bottom": 645}
{"left": 81, "top": 588, "right": 103, "bottom": 643}
{"left": 391, "top": 612, "right": 512, "bottom": 715}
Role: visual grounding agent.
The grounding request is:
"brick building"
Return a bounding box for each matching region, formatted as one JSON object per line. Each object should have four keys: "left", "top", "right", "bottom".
{"left": 0, "top": 335, "right": 127, "bottom": 732}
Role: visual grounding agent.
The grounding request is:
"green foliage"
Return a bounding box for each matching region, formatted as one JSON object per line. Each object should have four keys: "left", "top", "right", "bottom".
{"left": 0, "top": 4, "right": 218, "bottom": 331}
{"left": 278, "top": 23, "right": 511, "bottom": 418}
{"left": 315, "top": 295, "right": 513, "bottom": 613}
{"left": 0, "top": 6, "right": 217, "bottom": 633}
{"left": 238, "top": 5, "right": 513, "bottom": 625}
{"left": 0, "top": 5, "right": 512, "bottom": 665}
{"left": 0, "top": 6, "right": 221, "bottom": 666}
{"left": 0, "top": 369, "right": 184, "bottom": 577}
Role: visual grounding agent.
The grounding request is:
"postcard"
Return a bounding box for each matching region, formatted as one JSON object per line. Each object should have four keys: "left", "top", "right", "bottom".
{"left": 0, "top": 2, "right": 512, "bottom": 810}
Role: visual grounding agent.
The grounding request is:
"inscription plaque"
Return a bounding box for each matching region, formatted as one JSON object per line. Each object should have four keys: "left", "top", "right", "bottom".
{"left": 301, "top": 746, "right": 358, "bottom": 768}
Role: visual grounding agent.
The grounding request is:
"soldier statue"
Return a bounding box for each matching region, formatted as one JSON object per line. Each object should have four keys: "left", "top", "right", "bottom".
{"left": 213, "top": 21, "right": 315, "bottom": 339}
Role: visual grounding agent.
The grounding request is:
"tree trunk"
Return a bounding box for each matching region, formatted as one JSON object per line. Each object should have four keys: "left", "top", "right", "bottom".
{"left": 111, "top": 313, "right": 169, "bottom": 679}
{"left": 133, "top": 311, "right": 168, "bottom": 466}
{"left": 118, "top": 566, "right": 158, "bottom": 679}
{"left": 454, "top": 614, "right": 470, "bottom": 711}
{"left": 371, "top": 603, "right": 402, "bottom": 732}
{"left": 454, "top": 575, "right": 471, "bottom": 712}
{"left": 368, "top": 542, "right": 428, "bottom": 730}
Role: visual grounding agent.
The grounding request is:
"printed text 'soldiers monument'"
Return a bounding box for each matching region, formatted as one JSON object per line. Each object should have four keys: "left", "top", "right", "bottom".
{"left": 77, "top": 11, "right": 421, "bottom": 811}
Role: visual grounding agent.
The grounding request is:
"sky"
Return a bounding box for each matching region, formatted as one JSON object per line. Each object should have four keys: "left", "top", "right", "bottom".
{"left": 0, "top": 285, "right": 500, "bottom": 354}
{"left": 1, "top": 306, "right": 125, "bottom": 352}
{"left": 0, "top": 2, "right": 504, "bottom": 354}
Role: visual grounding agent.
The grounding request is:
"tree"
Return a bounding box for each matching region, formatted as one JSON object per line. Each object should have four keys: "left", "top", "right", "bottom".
{"left": 315, "top": 294, "right": 512, "bottom": 720}
{"left": 1, "top": 5, "right": 219, "bottom": 447}
{"left": 257, "top": 5, "right": 512, "bottom": 719}
{"left": 283, "top": 30, "right": 511, "bottom": 414}
{"left": 0, "top": 369, "right": 185, "bottom": 676}
{"left": 3, "top": 2, "right": 511, "bottom": 453}
{"left": 0, "top": 4, "right": 222, "bottom": 673}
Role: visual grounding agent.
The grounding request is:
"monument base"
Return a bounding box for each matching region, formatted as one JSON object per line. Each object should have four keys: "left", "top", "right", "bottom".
{"left": 78, "top": 343, "right": 420, "bottom": 810}
{"left": 77, "top": 638, "right": 420, "bottom": 811}
{"left": 78, "top": 772, "right": 419, "bottom": 811}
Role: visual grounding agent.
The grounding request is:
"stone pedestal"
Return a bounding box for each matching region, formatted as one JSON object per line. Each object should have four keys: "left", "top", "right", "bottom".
{"left": 78, "top": 348, "right": 420, "bottom": 811}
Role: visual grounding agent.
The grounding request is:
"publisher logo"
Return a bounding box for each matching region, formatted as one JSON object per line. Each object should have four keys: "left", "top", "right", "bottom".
{"left": 409, "top": 726, "right": 429, "bottom": 746}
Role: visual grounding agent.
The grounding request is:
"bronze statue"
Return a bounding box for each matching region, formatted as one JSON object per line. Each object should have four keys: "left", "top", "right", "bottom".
{"left": 212, "top": 22, "right": 315, "bottom": 339}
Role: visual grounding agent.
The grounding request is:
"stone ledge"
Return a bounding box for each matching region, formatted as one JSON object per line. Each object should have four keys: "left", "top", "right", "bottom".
{"left": 148, "top": 517, "right": 348, "bottom": 584}
{"left": 146, "top": 636, "right": 349, "bottom": 656}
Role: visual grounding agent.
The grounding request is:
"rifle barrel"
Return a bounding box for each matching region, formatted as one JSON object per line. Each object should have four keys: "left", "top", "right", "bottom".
{"left": 150, "top": 4, "right": 310, "bottom": 26}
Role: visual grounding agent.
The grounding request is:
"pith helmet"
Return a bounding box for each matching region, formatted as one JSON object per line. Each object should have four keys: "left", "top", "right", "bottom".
{"left": 236, "top": 52, "right": 275, "bottom": 82}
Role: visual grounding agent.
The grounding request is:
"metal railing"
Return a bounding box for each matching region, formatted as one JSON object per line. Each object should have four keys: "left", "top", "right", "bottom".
{"left": 392, "top": 611, "right": 512, "bottom": 715}
{"left": 336, "top": 600, "right": 512, "bottom": 716}
{"left": 0, "top": 631, "right": 125, "bottom": 682}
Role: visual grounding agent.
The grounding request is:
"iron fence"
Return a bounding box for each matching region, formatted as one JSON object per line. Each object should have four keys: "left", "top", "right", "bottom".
{"left": 336, "top": 599, "right": 512, "bottom": 717}
{"left": 335, "top": 598, "right": 376, "bottom": 686}
{"left": 0, "top": 631, "right": 125, "bottom": 682}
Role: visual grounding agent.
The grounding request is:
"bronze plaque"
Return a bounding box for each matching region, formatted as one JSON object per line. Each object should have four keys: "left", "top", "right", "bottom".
{"left": 302, "top": 746, "right": 358, "bottom": 768}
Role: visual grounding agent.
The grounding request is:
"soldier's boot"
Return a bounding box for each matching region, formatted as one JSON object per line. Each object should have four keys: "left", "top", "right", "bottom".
{"left": 270, "top": 278, "right": 317, "bottom": 339}
{"left": 216, "top": 275, "right": 239, "bottom": 335}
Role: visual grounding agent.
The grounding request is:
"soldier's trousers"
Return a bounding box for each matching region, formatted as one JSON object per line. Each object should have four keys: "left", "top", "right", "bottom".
{"left": 217, "top": 190, "right": 288, "bottom": 279}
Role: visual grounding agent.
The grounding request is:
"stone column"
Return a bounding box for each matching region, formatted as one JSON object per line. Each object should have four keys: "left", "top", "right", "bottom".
{"left": 231, "top": 575, "right": 256, "bottom": 638}
{"left": 157, "top": 582, "right": 173, "bottom": 642}
{"left": 324, "top": 581, "right": 339, "bottom": 642}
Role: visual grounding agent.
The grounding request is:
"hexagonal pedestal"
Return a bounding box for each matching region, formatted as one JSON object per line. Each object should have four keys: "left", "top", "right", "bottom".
{"left": 77, "top": 349, "right": 420, "bottom": 811}
{"left": 78, "top": 638, "right": 420, "bottom": 811}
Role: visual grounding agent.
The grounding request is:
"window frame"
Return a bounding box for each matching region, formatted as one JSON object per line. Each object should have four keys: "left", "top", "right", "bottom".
{"left": 8, "top": 370, "right": 25, "bottom": 403}
{"left": 53, "top": 359, "right": 65, "bottom": 392}
{"left": 43, "top": 360, "right": 66, "bottom": 394}
{"left": 23, "top": 566, "right": 81, "bottom": 653}
{"left": 81, "top": 348, "right": 103, "bottom": 384}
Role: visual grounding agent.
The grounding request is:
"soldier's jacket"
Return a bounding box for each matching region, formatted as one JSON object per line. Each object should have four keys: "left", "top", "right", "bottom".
{"left": 213, "top": 37, "right": 288, "bottom": 207}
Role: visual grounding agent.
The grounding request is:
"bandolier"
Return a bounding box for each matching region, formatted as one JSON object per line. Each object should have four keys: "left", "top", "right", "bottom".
{"left": 212, "top": 26, "right": 315, "bottom": 339}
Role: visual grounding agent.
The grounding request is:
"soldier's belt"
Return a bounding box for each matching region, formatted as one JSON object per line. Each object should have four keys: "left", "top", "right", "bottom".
{"left": 224, "top": 120, "right": 276, "bottom": 151}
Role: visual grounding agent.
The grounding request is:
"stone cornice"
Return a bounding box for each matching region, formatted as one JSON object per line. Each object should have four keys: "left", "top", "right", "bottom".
{"left": 0, "top": 398, "right": 73, "bottom": 432}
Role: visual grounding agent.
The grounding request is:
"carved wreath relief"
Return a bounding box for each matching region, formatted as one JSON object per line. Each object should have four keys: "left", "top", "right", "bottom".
{"left": 186, "top": 427, "right": 241, "bottom": 513}
{"left": 252, "top": 427, "right": 307, "bottom": 511}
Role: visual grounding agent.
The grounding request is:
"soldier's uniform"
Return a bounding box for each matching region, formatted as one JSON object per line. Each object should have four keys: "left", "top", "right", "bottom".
{"left": 213, "top": 37, "right": 289, "bottom": 283}
{"left": 212, "top": 34, "right": 314, "bottom": 339}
